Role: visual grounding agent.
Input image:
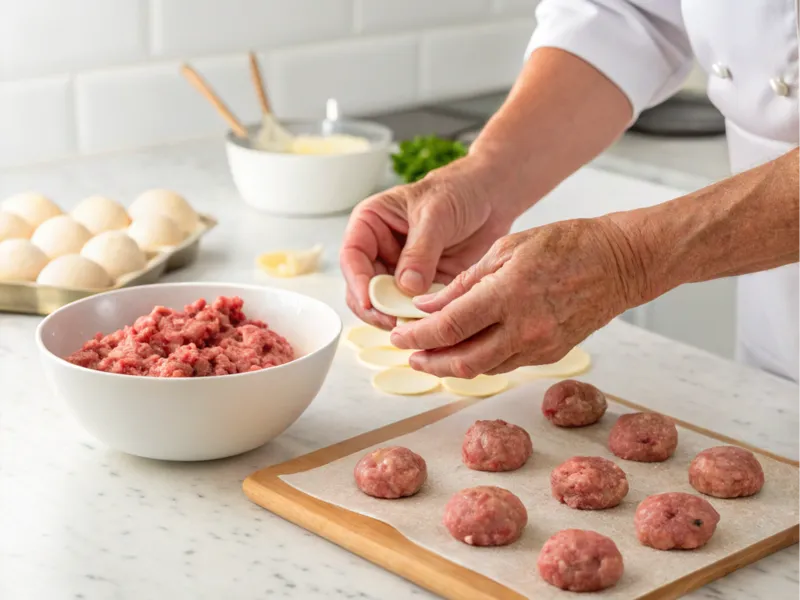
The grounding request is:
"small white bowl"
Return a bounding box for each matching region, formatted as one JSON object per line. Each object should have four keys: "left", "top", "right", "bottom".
{"left": 36, "top": 282, "right": 342, "bottom": 461}
{"left": 226, "top": 118, "right": 392, "bottom": 217}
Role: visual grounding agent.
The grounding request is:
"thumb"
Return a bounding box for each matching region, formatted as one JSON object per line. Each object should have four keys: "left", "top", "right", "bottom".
{"left": 395, "top": 214, "right": 445, "bottom": 295}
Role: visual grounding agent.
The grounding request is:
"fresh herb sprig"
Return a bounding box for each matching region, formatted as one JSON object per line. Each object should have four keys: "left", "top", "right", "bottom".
{"left": 391, "top": 135, "right": 467, "bottom": 184}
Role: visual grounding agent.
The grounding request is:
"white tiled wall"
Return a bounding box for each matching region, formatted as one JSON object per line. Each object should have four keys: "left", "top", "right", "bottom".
{"left": 0, "top": 0, "right": 537, "bottom": 169}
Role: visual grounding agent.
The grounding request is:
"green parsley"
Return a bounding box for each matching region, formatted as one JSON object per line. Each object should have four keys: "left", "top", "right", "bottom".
{"left": 391, "top": 135, "right": 468, "bottom": 184}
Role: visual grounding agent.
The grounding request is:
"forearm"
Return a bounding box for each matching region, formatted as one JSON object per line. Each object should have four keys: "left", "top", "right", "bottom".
{"left": 470, "top": 47, "right": 633, "bottom": 217}
{"left": 608, "top": 148, "right": 800, "bottom": 307}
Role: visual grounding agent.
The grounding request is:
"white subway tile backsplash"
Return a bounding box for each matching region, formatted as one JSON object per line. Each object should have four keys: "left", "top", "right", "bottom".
{"left": 151, "top": 0, "right": 354, "bottom": 58}
{"left": 0, "top": 0, "right": 147, "bottom": 79}
{"left": 268, "top": 36, "right": 418, "bottom": 119}
{"left": 355, "top": 0, "right": 491, "bottom": 34}
{"left": 493, "top": 0, "right": 540, "bottom": 15}
{"left": 76, "top": 56, "right": 262, "bottom": 154}
{"left": 420, "top": 20, "right": 534, "bottom": 101}
{"left": 0, "top": 77, "right": 75, "bottom": 168}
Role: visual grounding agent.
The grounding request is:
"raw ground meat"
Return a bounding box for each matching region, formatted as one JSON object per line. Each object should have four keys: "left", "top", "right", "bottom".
{"left": 537, "top": 529, "right": 624, "bottom": 592}
{"left": 353, "top": 446, "right": 427, "bottom": 499}
{"left": 542, "top": 380, "right": 607, "bottom": 427}
{"left": 635, "top": 492, "right": 720, "bottom": 550}
{"left": 689, "top": 446, "right": 765, "bottom": 498}
{"left": 461, "top": 419, "right": 533, "bottom": 472}
{"left": 551, "top": 456, "right": 629, "bottom": 510}
{"left": 66, "top": 296, "right": 295, "bottom": 377}
{"left": 443, "top": 486, "right": 528, "bottom": 547}
{"left": 609, "top": 412, "right": 678, "bottom": 462}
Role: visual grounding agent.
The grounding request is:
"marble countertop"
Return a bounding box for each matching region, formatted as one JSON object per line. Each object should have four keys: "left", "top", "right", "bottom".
{"left": 0, "top": 140, "right": 796, "bottom": 600}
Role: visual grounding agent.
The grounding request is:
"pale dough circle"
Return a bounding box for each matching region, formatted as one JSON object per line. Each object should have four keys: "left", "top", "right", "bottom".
{"left": 516, "top": 347, "right": 592, "bottom": 379}
{"left": 372, "top": 367, "right": 440, "bottom": 396}
{"left": 129, "top": 189, "right": 199, "bottom": 234}
{"left": 0, "top": 239, "right": 49, "bottom": 282}
{"left": 442, "top": 375, "right": 509, "bottom": 398}
{"left": 344, "top": 325, "right": 393, "bottom": 350}
{"left": 31, "top": 215, "right": 93, "bottom": 260}
{"left": 368, "top": 274, "right": 445, "bottom": 319}
{"left": 71, "top": 195, "right": 130, "bottom": 235}
{"left": 1, "top": 192, "right": 61, "bottom": 228}
{"left": 395, "top": 317, "right": 418, "bottom": 326}
{"left": 357, "top": 346, "right": 414, "bottom": 370}
{"left": 256, "top": 244, "right": 322, "bottom": 277}
{"left": 0, "top": 211, "right": 34, "bottom": 241}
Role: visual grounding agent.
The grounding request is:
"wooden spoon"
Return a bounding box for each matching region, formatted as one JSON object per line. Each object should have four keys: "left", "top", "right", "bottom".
{"left": 179, "top": 63, "right": 248, "bottom": 138}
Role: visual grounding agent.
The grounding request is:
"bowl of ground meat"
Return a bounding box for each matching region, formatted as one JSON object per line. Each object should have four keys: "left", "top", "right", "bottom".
{"left": 36, "top": 282, "right": 342, "bottom": 461}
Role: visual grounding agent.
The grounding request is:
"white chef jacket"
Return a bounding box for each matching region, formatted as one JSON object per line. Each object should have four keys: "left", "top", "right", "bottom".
{"left": 528, "top": 0, "right": 800, "bottom": 381}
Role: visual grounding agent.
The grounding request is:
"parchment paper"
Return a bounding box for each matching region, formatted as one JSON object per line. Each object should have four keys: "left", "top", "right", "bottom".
{"left": 281, "top": 380, "right": 800, "bottom": 599}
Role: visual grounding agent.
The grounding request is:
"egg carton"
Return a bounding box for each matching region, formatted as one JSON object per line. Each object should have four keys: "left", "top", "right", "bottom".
{"left": 0, "top": 214, "right": 217, "bottom": 316}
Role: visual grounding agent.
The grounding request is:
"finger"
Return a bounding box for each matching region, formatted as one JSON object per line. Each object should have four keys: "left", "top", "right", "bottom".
{"left": 391, "top": 279, "right": 501, "bottom": 350}
{"left": 413, "top": 251, "right": 498, "bottom": 313}
{"left": 408, "top": 324, "right": 512, "bottom": 378}
{"left": 346, "top": 290, "right": 395, "bottom": 330}
{"left": 395, "top": 212, "right": 446, "bottom": 296}
{"left": 485, "top": 353, "right": 525, "bottom": 376}
{"left": 340, "top": 248, "right": 376, "bottom": 309}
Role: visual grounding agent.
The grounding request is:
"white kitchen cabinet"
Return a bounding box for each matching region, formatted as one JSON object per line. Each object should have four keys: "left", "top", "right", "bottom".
{"left": 518, "top": 166, "right": 737, "bottom": 359}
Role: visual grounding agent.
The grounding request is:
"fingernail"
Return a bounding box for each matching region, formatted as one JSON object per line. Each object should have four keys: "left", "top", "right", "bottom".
{"left": 413, "top": 293, "right": 433, "bottom": 305}
{"left": 399, "top": 269, "right": 424, "bottom": 294}
{"left": 390, "top": 330, "right": 408, "bottom": 349}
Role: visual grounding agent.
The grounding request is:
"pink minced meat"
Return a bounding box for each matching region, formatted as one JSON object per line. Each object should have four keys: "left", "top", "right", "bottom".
{"left": 542, "top": 380, "right": 607, "bottom": 427}
{"left": 66, "top": 296, "right": 295, "bottom": 377}
{"left": 537, "top": 529, "right": 624, "bottom": 592}
{"left": 354, "top": 446, "right": 427, "bottom": 499}
{"left": 461, "top": 419, "right": 533, "bottom": 472}
{"left": 551, "top": 456, "right": 629, "bottom": 510}
{"left": 443, "top": 486, "right": 528, "bottom": 547}
{"left": 689, "top": 446, "right": 765, "bottom": 498}
{"left": 635, "top": 492, "right": 720, "bottom": 550}
{"left": 609, "top": 412, "right": 679, "bottom": 462}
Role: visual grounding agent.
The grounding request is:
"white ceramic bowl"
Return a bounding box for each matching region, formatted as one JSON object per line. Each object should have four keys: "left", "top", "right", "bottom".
{"left": 36, "top": 282, "right": 342, "bottom": 461}
{"left": 225, "top": 118, "right": 392, "bottom": 216}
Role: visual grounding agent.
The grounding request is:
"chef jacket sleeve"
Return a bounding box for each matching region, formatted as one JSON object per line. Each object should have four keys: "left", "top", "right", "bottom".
{"left": 527, "top": 0, "right": 694, "bottom": 119}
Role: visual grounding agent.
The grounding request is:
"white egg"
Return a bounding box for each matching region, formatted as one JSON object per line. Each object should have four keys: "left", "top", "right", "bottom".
{"left": 71, "top": 195, "right": 130, "bottom": 235}
{"left": 0, "top": 239, "right": 49, "bottom": 282}
{"left": 81, "top": 231, "right": 147, "bottom": 280}
{"left": 31, "top": 215, "right": 92, "bottom": 260}
{"left": 1, "top": 192, "right": 62, "bottom": 228}
{"left": 36, "top": 254, "right": 112, "bottom": 290}
{"left": 0, "top": 211, "right": 34, "bottom": 242}
{"left": 127, "top": 215, "right": 185, "bottom": 252}
{"left": 129, "top": 189, "right": 199, "bottom": 234}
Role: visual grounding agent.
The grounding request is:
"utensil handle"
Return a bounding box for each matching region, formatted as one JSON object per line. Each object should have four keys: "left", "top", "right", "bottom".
{"left": 248, "top": 52, "right": 271, "bottom": 115}
{"left": 179, "top": 63, "right": 248, "bottom": 138}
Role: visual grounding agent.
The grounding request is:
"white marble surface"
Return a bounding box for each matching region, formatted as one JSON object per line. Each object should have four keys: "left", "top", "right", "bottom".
{"left": 0, "top": 140, "right": 797, "bottom": 600}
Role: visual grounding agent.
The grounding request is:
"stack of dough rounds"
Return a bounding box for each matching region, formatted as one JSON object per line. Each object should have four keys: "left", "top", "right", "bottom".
{"left": 31, "top": 215, "right": 92, "bottom": 259}
{"left": 37, "top": 254, "right": 112, "bottom": 290}
{"left": 81, "top": 231, "right": 147, "bottom": 279}
{"left": 0, "top": 239, "right": 49, "bottom": 282}
{"left": 1, "top": 192, "right": 62, "bottom": 228}
{"left": 129, "top": 189, "right": 199, "bottom": 235}
{"left": 0, "top": 211, "right": 34, "bottom": 241}
{"left": 128, "top": 214, "right": 184, "bottom": 251}
{"left": 71, "top": 195, "right": 130, "bottom": 235}
{"left": 514, "top": 346, "right": 592, "bottom": 380}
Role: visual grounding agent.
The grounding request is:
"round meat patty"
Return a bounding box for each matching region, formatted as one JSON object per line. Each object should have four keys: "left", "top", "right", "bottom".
{"left": 461, "top": 419, "right": 533, "bottom": 472}
{"left": 609, "top": 412, "right": 678, "bottom": 462}
{"left": 689, "top": 445, "right": 765, "bottom": 498}
{"left": 354, "top": 446, "right": 427, "bottom": 499}
{"left": 537, "top": 529, "right": 624, "bottom": 592}
{"left": 443, "top": 486, "right": 528, "bottom": 546}
{"left": 542, "top": 380, "right": 608, "bottom": 427}
{"left": 635, "top": 492, "right": 720, "bottom": 550}
{"left": 551, "top": 456, "right": 629, "bottom": 510}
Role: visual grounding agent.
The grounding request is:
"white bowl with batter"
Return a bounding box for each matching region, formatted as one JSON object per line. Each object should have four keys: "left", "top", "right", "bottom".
{"left": 225, "top": 118, "right": 392, "bottom": 217}
{"left": 36, "top": 282, "right": 342, "bottom": 461}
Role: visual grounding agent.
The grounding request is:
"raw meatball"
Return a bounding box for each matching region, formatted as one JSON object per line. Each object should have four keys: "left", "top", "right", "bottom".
{"left": 609, "top": 412, "right": 678, "bottom": 462}
{"left": 551, "top": 456, "right": 629, "bottom": 510}
{"left": 443, "top": 486, "right": 527, "bottom": 546}
{"left": 461, "top": 419, "right": 533, "bottom": 472}
{"left": 538, "top": 529, "right": 624, "bottom": 592}
{"left": 635, "top": 492, "right": 720, "bottom": 550}
{"left": 542, "top": 380, "right": 607, "bottom": 427}
{"left": 354, "top": 446, "right": 427, "bottom": 499}
{"left": 689, "top": 446, "right": 765, "bottom": 498}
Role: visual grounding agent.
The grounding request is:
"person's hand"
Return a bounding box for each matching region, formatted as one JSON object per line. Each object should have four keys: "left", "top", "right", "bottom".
{"left": 390, "top": 217, "right": 646, "bottom": 377}
{"left": 340, "top": 155, "right": 520, "bottom": 329}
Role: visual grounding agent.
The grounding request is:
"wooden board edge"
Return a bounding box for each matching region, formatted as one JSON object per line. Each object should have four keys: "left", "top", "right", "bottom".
{"left": 243, "top": 475, "right": 525, "bottom": 600}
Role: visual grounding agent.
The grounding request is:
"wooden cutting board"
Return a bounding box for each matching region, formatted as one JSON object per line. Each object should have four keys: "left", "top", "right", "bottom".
{"left": 243, "top": 394, "right": 799, "bottom": 600}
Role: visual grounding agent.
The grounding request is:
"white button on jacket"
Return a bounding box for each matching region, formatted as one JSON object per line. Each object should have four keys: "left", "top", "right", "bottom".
{"left": 528, "top": 0, "right": 799, "bottom": 381}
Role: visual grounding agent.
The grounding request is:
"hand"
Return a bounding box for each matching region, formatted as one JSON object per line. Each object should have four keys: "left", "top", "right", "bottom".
{"left": 340, "top": 155, "right": 519, "bottom": 329}
{"left": 390, "top": 217, "right": 646, "bottom": 377}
